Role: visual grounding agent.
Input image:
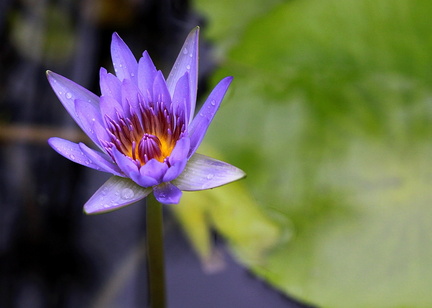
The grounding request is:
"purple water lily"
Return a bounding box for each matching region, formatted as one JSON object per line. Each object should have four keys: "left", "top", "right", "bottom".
{"left": 47, "top": 27, "right": 245, "bottom": 214}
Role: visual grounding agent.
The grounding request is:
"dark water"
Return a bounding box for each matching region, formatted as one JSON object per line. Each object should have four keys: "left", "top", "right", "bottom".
{"left": 0, "top": 0, "right": 312, "bottom": 307}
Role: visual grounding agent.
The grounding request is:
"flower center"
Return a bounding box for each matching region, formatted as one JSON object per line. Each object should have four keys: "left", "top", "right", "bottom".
{"left": 104, "top": 102, "right": 185, "bottom": 166}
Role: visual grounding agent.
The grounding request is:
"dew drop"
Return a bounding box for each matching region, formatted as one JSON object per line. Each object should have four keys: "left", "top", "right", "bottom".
{"left": 210, "top": 100, "right": 216, "bottom": 106}
{"left": 131, "top": 73, "right": 135, "bottom": 77}
{"left": 189, "top": 53, "right": 193, "bottom": 58}
{"left": 65, "top": 92, "right": 72, "bottom": 99}
{"left": 186, "top": 65, "right": 191, "bottom": 70}
{"left": 183, "top": 48, "right": 188, "bottom": 54}
{"left": 206, "top": 173, "right": 215, "bottom": 180}
{"left": 121, "top": 188, "right": 135, "bottom": 200}
{"left": 58, "top": 91, "right": 63, "bottom": 95}
{"left": 70, "top": 154, "right": 75, "bottom": 160}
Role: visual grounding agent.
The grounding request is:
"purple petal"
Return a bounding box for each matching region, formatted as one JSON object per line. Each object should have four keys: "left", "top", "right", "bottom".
{"left": 46, "top": 70, "right": 99, "bottom": 129}
{"left": 168, "top": 136, "right": 190, "bottom": 164}
{"left": 112, "top": 147, "right": 139, "bottom": 175}
{"left": 84, "top": 176, "right": 152, "bottom": 214}
{"left": 153, "top": 182, "right": 182, "bottom": 204}
{"left": 78, "top": 143, "right": 124, "bottom": 176}
{"left": 139, "top": 158, "right": 168, "bottom": 182}
{"left": 99, "top": 68, "right": 122, "bottom": 103}
{"left": 74, "top": 99, "right": 105, "bottom": 148}
{"left": 137, "top": 51, "right": 157, "bottom": 99}
{"left": 163, "top": 160, "right": 187, "bottom": 182}
{"left": 121, "top": 78, "right": 143, "bottom": 115}
{"left": 162, "top": 137, "right": 190, "bottom": 182}
{"left": 100, "top": 95, "right": 123, "bottom": 122}
{"left": 153, "top": 71, "right": 172, "bottom": 106}
{"left": 166, "top": 27, "right": 199, "bottom": 123}
{"left": 129, "top": 172, "right": 159, "bottom": 187}
{"left": 188, "top": 77, "right": 233, "bottom": 157}
{"left": 48, "top": 137, "right": 105, "bottom": 172}
{"left": 171, "top": 72, "right": 190, "bottom": 121}
{"left": 111, "top": 33, "right": 138, "bottom": 82}
{"left": 172, "top": 153, "right": 246, "bottom": 191}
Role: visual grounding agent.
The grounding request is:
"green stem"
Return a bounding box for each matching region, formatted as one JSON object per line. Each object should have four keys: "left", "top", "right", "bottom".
{"left": 146, "top": 194, "right": 166, "bottom": 308}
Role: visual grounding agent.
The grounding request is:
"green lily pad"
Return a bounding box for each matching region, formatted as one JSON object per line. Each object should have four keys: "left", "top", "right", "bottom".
{"left": 184, "top": 0, "right": 432, "bottom": 306}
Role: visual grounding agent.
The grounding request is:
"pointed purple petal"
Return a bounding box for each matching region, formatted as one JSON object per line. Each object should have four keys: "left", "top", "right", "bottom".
{"left": 168, "top": 136, "right": 190, "bottom": 165}
{"left": 84, "top": 176, "right": 152, "bottom": 214}
{"left": 166, "top": 27, "right": 199, "bottom": 123}
{"left": 163, "top": 160, "right": 187, "bottom": 182}
{"left": 111, "top": 33, "right": 138, "bottom": 82}
{"left": 162, "top": 137, "right": 190, "bottom": 182}
{"left": 48, "top": 137, "right": 105, "bottom": 172}
{"left": 46, "top": 70, "right": 99, "bottom": 129}
{"left": 172, "top": 153, "right": 246, "bottom": 191}
{"left": 74, "top": 99, "right": 104, "bottom": 148}
{"left": 153, "top": 182, "right": 182, "bottom": 204}
{"left": 139, "top": 158, "right": 168, "bottom": 182}
{"left": 112, "top": 147, "right": 139, "bottom": 175}
{"left": 100, "top": 95, "right": 123, "bottom": 122}
{"left": 78, "top": 143, "right": 124, "bottom": 176}
{"left": 137, "top": 51, "right": 157, "bottom": 99}
{"left": 110, "top": 148, "right": 156, "bottom": 187}
{"left": 171, "top": 72, "right": 190, "bottom": 121}
{"left": 99, "top": 68, "right": 122, "bottom": 102}
{"left": 153, "top": 71, "right": 172, "bottom": 106}
{"left": 188, "top": 77, "right": 233, "bottom": 157}
{"left": 121, "top": 78, "right": 143, "bottom": 115}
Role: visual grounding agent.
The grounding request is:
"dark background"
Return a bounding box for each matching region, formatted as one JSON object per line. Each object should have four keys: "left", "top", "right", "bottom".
{"left": 0, "top": 0, "right": 311, "bottom": 307}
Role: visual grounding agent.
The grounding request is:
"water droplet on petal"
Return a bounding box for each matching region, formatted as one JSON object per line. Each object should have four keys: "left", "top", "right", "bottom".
{"left": 121, "top": 188, "right": 134, "bottom": 200}
{"left": 70, "top": 154, "right": 75, "bottom": 160}
{"left": 207, "top": 173, "right": 215, "bottom": 180}
{"left": 65, "top": 92, "right": 72, "bottom": 99}
{"left": 210, "top": 100, "right": 216, "bottom": 106}
{"left": 183, "top": 48, "right": 188, "bottom": 54}
{"left": 186, "top": 65, "right": 191, "bottom": 70}
{"left": 189, "top": 53, "right": 193, "bottom": 58}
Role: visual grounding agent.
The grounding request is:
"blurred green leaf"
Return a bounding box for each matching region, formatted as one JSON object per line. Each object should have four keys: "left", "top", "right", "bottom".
{"left": 189, "top": 0, "right": 432, "bottom": 306}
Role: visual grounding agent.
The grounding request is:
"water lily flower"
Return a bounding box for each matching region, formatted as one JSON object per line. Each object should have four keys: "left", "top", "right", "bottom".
{"left": 46, "top": 27, "right": 245, "bottom": 214}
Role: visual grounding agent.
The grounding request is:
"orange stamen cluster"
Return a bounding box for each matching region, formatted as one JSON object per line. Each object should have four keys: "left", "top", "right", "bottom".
{"left": 104, "top": 102, "right": 185, "bottom": 166}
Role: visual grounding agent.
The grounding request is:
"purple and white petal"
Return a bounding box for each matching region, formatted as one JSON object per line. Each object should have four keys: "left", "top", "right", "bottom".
{"left": 121, "top": 78, "right": 143, "bottom": 115}
{"left": 188, "top": 76, "right": 233, "bottom": 157}
{"left": 171, "top": 72, "right": 190, "bottom": 120}
{"left": 153, "top": 182, "right": 182, "bottom": 204}
{"left": 137, "top": 51, "right": 157, "bottom": 99}
{"left": 166, "top": 27, "right": 199, "bottom": 123}
{"left": 112, "top": 147, "right": 139, "bottom": 175}
{"left": 79, "top": 143, "right": 124, "bottom": 177}
{"left": 139, "top": 158, "right": 168, "bottom": 183}
{"left": 167, "top": 136, "right": 190, "bottom": 165}
{"left": 48, "top": 137, "right": 104, "bottom": 172}
{"left": 100, "top": 95, "right": 123, "bottom": 121}
{"left": 111, "top": 33, "right": 138, "bottom": 82}
{"left": 74, "top": 99, "right": 105, "bottom": 148}
{"left": 163, "top": 159, "right": 187, "bottom": 182}
{"left": 153, "top": 71, "right": 172, "bottom": 107}
{"left": 46, "top": 71, "right": 99, "bottom": 127}
{"left": 99, "top": 68, "right": 122, "bottom": 102}
{"left": 172, "top": 153, "right": 246, "bottom": 191}
{"left": 84, "top": 176, "right": 152, "bottom": 214}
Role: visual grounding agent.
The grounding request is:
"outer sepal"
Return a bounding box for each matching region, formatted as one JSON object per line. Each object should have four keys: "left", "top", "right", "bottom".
{"left": 84, "top": 176, "right": 152, "bottom": 214}
{"left": 172, "top": 153, "right": 246, "bottom": 191}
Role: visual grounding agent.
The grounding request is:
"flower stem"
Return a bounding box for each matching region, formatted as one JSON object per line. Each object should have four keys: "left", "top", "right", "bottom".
{"left": 146, "top": 194, "right": 166, "bottom": 308}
